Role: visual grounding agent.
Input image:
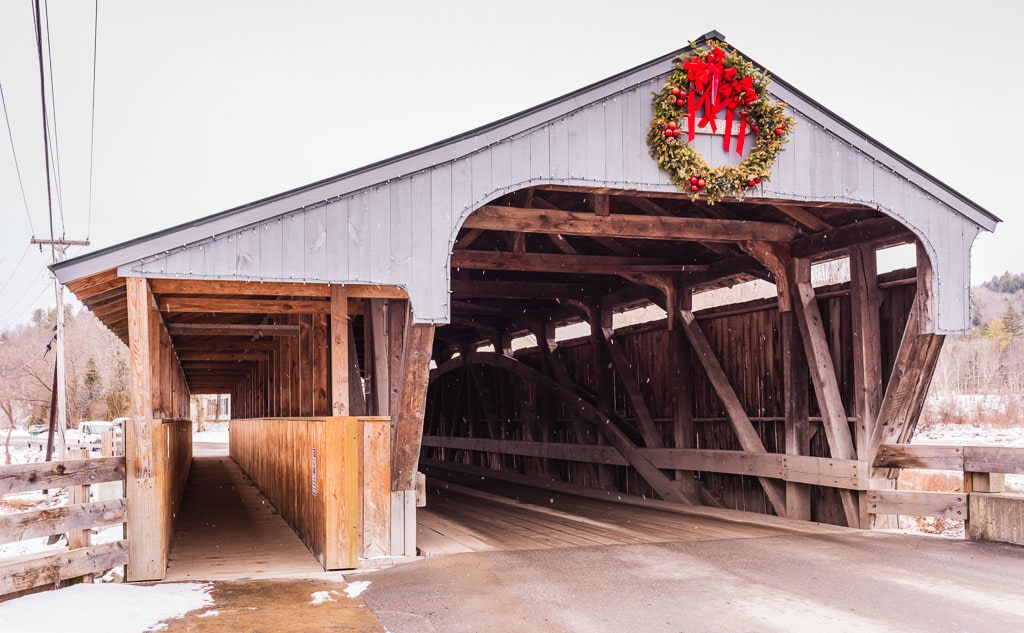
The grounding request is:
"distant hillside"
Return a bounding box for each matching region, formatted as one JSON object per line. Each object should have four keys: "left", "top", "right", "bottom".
{"left": 972, "top": 273, "right": 1024, "bottom": 328}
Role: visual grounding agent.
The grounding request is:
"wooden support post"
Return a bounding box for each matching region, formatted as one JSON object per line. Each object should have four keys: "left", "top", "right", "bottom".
{"left": 330, "top": 286, "right": 350, "bottom": 417}
{"left": 361, "top": 417, "right": 392, "bottom": 558}
{"left": 600, "top": 309, "right": 664, "bottom": 449}
{"left": 368, "top": 299, "right": 390, "bottom": 416}
{"left": 791, "top": 258, "right": 860, "bottom": 527}
{"left": 671, "top": 286, "right": 699, "bottom": 500}
{"left": 781, "top": 310, "right": 812, "bottom": 521}
{"left": 125, "top": 277, "right": 163, "bottom": 581}
{"left": 323, "top": 416, "right": 360, "bottom": 569}
{"left": 348, "top": 317, "right": 367, "bottom": 416}
{"left": 678, "top": 308, "right": 787, "bottom": 516}
{"left": 391, "top": 320, "right": 436, "bottom": 491}
{"left": 313, "top": 313, "right": 329, "bottom": 416}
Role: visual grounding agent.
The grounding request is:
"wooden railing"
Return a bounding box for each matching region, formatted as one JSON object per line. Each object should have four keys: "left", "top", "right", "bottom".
{"left": 869, "top": 444, "right": 1024, "bottom": 523}
{"left": 230, "top": 416, "right": 390, "bottom": 570}
{"left": 422, "top": 436, "right": 1024, "bottom": 531}
{"left": 0, "top": 454, "right": 128, "bottom": 598}
{"left": 421, "top": 436, "right": 868, "bottom": 490}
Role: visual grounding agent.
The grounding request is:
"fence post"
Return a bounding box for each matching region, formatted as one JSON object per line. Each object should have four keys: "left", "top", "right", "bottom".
{"left": 323, "top": 416, "right": 359, "bottom": 569}
{"left": 361, "top": 417, "right": 392, "bottom": 558}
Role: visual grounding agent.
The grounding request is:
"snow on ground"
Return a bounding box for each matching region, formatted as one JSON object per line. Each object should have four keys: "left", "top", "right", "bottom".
{"left": 344, "top": 580, "right": 371, "bottom": 598}
{"left": 0, "top": 583, "right": 212, "bottom": 633}
{"left": 194, "top": 421, "right": 230, "bottom": 444}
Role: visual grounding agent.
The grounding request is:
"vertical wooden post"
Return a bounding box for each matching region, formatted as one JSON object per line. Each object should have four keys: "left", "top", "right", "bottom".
{"left": 125, "top": 276, "right": 164, "bottom": 581}
{"left": 369, "top": 299, "right": 390, "bottom": 416}
{"left": 348, "top": 317, "right": 367, "bottom": 416}
{"left": 361, "top": 417, "right": 392, "bottom": 558}
{"left": 323, "top": 416, "right": 359, "bottom": 569}
{"left": 672, "top": 286, "right": 699, "bottom": 499}
{"left": 782, "top": 310, "right": 812, "bottom": 520}
{"left": 331, "top": 286, "right": 350, "bottom": 417}
{"left": 67, "top": 448, "right": 91, "bottom": 554}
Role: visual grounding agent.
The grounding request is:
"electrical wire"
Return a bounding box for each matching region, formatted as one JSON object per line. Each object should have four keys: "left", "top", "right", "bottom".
{"left": 32, "top": 0, "right": 57, "bottom": 263}
{"left": 85, "top": 0, "right": 98, "bottom": 240}
{"left": 0, "top": 81, "right": 35, "bottom": 236}
{"left": 0, "top": 244, "right": 33, "bottom": 296}
{"left": 42, "top": 0, "right": 65, "bottom": 236}
{"left": 0, "top": 277, "right": 51, "bottom": 325}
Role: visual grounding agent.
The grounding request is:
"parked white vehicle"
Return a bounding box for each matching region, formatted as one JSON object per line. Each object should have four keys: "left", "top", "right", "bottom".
{"left": 75, "top": 420, "right": 115, "bottom": 451}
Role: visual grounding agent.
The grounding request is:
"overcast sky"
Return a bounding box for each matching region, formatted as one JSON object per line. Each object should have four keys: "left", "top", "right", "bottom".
{"left": 0, "top": 0, "right": 1019, "bottom": 329}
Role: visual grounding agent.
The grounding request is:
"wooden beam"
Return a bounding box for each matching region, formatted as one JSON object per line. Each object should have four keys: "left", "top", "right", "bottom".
{"left": 462, "top": 206, "right": 801, "bottom": 243}
{"left": 782, "top": 310, "right": 812, "bottom": 521}
{"left": 148, "top": 279, "right": 407, "bottom": 299}
{"left": 677, "top": 308, "right": 787, "bottom": 516}
{"left": 166, "top": 323, "right": 300, "bottom": 337}
{"left": 873, "top": 444, "right": 965, "bottom": 471}
{"left": 790, "top": 217, "right": 912, "bottom": 258}
{"left": 769, "top": 204, "right": 832, "bottom": 232}
{"left": 866, "top": 490, "right": 967, "bottom": 519}
{"left": 159, "top": 297, "right": 329, "bottom": 315}
{"left": 0, "top": 457, "right": 126, "bottom": 496}
{"left": 177, "top": 351, "right": 269, "bottom": 362}
{"left": 451, "top": 250, "right": 696, "bottom": 275}
{"left": 451, "top": 279, "right": 597, "bottom": 300}
{"left": 391, "top": 323, "right": 436, "bottom": 491}
{"left": 454, "top": 228, "right": 485, "bottom": 250}
{"left": 330, "top": 286, "right": 349, "bottom": 416}
{"left": 601, "top": 332, "right": 664, "bottom": 449}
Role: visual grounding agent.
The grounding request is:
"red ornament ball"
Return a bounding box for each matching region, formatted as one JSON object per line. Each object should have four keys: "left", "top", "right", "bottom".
{"left": 689, "top": 176, "right": 699, "bottom": 185}
{"left": 667, "top": 122, "right": 677, "bottom": 130}
{"left": 664, "top": 129, "right": 673, "bottom": 137}
{"left": 697, "top": 178, "right": 706, "bottom": 188}
{"left": 673, "top": 129, "right": 681, "bottom": 137}
{"left": 690, "top": 185, "right": 699, "bottom": 192}
{"left": 670, "top": 87, "right": 681, "bottom": 96}
{"left": 676, "top": 99, "right": 685, "bottom": 106}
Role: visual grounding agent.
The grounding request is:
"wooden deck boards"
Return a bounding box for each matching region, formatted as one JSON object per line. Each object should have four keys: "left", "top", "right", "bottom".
{"left": 417, "top": 467, "right": 849, "bottom": 558}
{"left": 164, "top": 456, "right": 325, "bottom": 581}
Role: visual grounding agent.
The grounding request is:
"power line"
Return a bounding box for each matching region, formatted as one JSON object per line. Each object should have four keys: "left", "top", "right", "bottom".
{"left": 0, "top": 81, "right": 35, "bottom": 236}
{"left": 32, "top": 0, "right": 56, "bottom": 254}
{"left": 86, "top": 0, "right": 98, "bottom": 240}
{"left": 42, "top": 0, "right": 65, "bottom": 236}
{"left": 0, "top": 244, "right": 33, "bottom": 296}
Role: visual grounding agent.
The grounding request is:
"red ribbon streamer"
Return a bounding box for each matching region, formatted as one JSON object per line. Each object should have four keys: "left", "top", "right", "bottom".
{"left": 680, "top": 48, "right": 759, "bottom": 156}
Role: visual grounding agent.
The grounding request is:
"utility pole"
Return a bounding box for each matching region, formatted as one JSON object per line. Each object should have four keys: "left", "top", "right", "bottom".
{"left": 32, "top": 237, "right": 89, "bottom": 460}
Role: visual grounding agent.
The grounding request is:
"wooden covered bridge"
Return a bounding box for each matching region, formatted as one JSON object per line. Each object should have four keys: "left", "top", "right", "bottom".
{"left": 44, "top": 32, "right": 1010, "bottom": 583}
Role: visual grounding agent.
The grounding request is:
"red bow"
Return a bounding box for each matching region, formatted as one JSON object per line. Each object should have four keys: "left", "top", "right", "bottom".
{"left": 680, "top": 48, "right": 759, "bottom": 156}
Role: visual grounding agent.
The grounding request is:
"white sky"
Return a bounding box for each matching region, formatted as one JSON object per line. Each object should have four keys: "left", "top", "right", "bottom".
{"left": 0, "top": 0, "right": 1019, "bottom": 329}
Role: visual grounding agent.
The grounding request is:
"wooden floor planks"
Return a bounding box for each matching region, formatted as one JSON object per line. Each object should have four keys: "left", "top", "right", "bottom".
{"left": 416, "top": 467, "right": 848, "bottom": 558}
{"left": 164, "top": 456, "right": 325, "bottom": 581}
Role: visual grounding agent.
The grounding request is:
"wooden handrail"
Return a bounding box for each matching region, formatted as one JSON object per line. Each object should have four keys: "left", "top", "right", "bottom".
{"left": 874, "top": 444, "right": 1024, "bottom": 474}
{"left": 0, "top": 456, "right": 126, "bottom": 496}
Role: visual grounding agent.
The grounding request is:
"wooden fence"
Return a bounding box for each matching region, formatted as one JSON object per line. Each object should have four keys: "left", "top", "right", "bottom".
{"left": 870, "top": 444, "right": 1024, "bottom": 527}
{"left": 230, "top": 416, "right": 391, "bottom": 570}
{"left": 0, "top": 454, "right": 128, "bottom": 598}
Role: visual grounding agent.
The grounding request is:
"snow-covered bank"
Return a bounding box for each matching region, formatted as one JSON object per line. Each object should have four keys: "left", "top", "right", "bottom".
{"left": 0, "top": 583, "right": 212, "bottom": 632}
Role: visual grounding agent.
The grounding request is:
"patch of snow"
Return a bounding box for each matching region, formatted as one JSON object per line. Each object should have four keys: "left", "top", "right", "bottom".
{"left": 197, "top": 610, "right": 220, "bottom": 618}
{"left": 310, "top": 590, "right": 338, "bottom": 604}
{"left": 344, "top": 580, "right": 371, "bottom": 598}
{"left": 0, "top": 583, "right": 212, "bottom": 633}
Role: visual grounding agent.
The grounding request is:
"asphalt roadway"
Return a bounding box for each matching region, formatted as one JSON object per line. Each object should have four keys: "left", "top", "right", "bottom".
{"left": 356, "top": 531, "right": 1024, "bottom": 633}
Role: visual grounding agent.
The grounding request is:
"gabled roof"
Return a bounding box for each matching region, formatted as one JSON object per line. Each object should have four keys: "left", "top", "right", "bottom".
{"left": 52, "top": 30, "right": 998, "bottom": 285}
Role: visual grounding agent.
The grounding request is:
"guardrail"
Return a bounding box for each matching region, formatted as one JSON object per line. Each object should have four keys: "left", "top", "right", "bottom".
{"left": 0, "top": 452, "right": 128, "bottom": 598}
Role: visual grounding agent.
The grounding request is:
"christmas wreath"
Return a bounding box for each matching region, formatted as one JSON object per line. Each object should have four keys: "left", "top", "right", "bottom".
{"left": 647, "top": 41, "right": 795, "bottom": 203}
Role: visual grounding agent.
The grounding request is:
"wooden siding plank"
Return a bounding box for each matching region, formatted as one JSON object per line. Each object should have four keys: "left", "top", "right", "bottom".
{"left": 548, "top": 116, "right": 569, "bottom": 181}
{"left": 0, "top": 457, "right": 127, "bottom": 496}
{"left": 348, "top": 193, "right": 371, "bottom": 281}
{"left": 0, "top": 498, "right": 126, "bottom": 546}
{"left": 389, "top": 178, "right": 413, "bottom": 283}
{"left": 866, "top": 490, "right": 967, "bottom": 519}
{"left": 235, "top": 225, "right": 260, "bottom": 277}
{"left": 281, "top": 212, "right": 305, "bottom": 280}
{"left": 567, "top": 110, "right": 587, "bottom": 179}
{"left": 258, "top": 218, "right": 284, "bottom": 281}
{"left": 0, "top": 540, "right": 128, "bottom": 596}
{"left": 603, "top": 95, "right": 624, "bottom": 184}
{"left": 528, "top": 127, "right": 549, "bottom": 182}
{"left": 585, "top": 103, "right": 605, "bottom": 182}
{"left": 304, "top": 204, "right": 328, "bottom": 281}
{"left": 325, "top": 198, "right": 350, "bottom": 280}
{"left": 368, "top": 185, "right": 392, "bottom": 281}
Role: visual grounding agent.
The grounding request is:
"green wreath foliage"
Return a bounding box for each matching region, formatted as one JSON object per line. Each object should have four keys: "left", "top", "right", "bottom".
{"left": 647, "top": 41, "right": 795, "bottom": 204}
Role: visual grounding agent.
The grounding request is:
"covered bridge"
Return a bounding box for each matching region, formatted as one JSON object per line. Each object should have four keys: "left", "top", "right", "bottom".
{"left": 52, "top": 32, "right": 999, "bottom": 582}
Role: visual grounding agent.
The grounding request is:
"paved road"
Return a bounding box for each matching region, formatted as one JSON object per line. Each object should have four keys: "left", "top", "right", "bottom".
{"left": 357, "top": 531, "right": 1024, "bottom": 633}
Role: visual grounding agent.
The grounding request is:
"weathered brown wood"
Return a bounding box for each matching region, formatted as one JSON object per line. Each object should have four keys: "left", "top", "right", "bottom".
{"left": 177, "top": 351, "right": 270, "bottom": 362}
{"left": 368, "top": 299, "right": 390, "bottom": 416}
{"left": 602, "top": 332, "right": 664, "bottom": 449}
{"left": 391, "top": 323, "right": 437, "bottom": 491}
{"left": 451, "top": 250, "right": 691, "bottom": 275}
{"left": 0, "top": 499, "right": 127, "bottom": 545}
{"left": 454, "top": 228, "right": 485, "bottom": 250}
{"left": 866, "top": 490, "right": 967, "bottom": 520}
{"left": 873, "top": 444, "right": 965, "bottom": 470}
{"left": 159, "top": 297, "right": 330, "bottom": 314}
{"left": 348, "top": 318, "right": 367, "bottom": 416}
{"left": 677, "top": 308, "right": 787, "bottom": 516}
{"left": 671, "top": 286, "right": 699, "bottom": 498}
{"left": 964, "top": 446, "right": 1024, "bottom": 475}
{"left": 790, "top": 217, "right": 913, "bottom": 258}
{"left": 325, "top": 416, "right": 360, "bottom": 569}
{"left": 432, "top": 352, "right": 698, "bottom": 506}
{"left": 451, "top": 279, "right": 596, "bottom": 300}
{"left": 849, "top": 244, "right": 883, "bottom": 457}
{"left": 547, "top": 234, "right": 577, "bottom": 254}
{"left": 330, "top": 285, "right": 350, "bottom": 416}
{"left": 361, "top": 417, "right": 392, "bottom": 558}
{"left": 591, "top": 193, "right": 610, "bottom": 217}
{"left": 781, "top": 310, "right": 812, "bottom": 521}
{"left": 149, "top": 279, "right": 407, "bottom": 299}
{"left": 769, "top": 204, "right": 832, "bottom": 232}
{"left": 420, "top": 436, "right": 866, "bottom": 489}
{"left": 167, "top": 323, "right": 301, "bottom": 337}
{"left": 0, "top": 540, "right": 128, "bottom": 596}
{"left": 0, "top": 457, "right": 127, "bottom": 496}
{"left": 462, "top": 206, "right": 801, "bottom": 243}
{"left": 313, "top": 312, "right": 329, "bottom": 416}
